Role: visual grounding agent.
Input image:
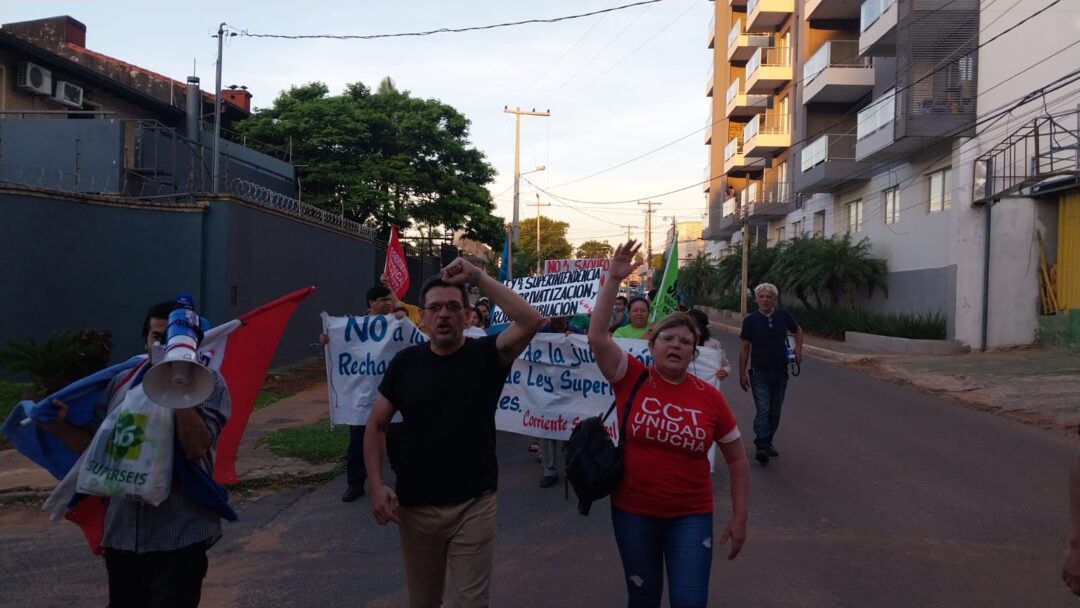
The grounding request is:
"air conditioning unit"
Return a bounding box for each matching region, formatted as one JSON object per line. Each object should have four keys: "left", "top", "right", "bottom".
{"left": 16, "top": 62, "right": 52, "bottom": 96}
{"left": 53, "top": 81, "right": 84, "bottom": 108}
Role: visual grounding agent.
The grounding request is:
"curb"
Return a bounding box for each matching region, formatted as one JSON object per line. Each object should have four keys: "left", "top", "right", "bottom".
{"left": 709, "top": 322, "right": 880, "bottom": 364}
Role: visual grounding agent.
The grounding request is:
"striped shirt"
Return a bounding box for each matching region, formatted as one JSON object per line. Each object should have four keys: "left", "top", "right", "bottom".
{"left": 92, "top": 362, "right": 231, "bottom": 554}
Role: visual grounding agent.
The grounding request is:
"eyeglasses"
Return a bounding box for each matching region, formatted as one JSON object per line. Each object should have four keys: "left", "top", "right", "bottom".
{"left": 423, "top": 302, "right": 464, "bottom": 314}
{"left": 655, "top": 332, "right": 694, "bottom": 347}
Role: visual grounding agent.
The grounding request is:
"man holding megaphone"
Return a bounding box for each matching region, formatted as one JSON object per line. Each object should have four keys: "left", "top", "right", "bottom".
{"left": 38, "top": 299, "right": 231, "bottom": 608}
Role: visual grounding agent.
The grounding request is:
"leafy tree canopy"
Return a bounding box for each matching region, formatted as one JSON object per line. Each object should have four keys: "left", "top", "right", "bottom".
{"left": 575, "top": 240, "right": 614, "bottom": 260}
{"left": 517, "top": 216, "right": 573, "bottom": 274}
{"left": 234, "top": 80, "right": 504, "bottom": 245}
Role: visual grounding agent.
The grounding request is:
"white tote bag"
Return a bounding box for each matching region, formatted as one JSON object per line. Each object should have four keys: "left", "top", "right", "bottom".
{"left": 76, "top": 384, "right": 174, "bottom": 506}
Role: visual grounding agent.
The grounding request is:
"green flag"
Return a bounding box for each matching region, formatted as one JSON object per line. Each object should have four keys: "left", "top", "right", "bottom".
{"left": 649, "top": 239, "right": 679, "bottom": 323}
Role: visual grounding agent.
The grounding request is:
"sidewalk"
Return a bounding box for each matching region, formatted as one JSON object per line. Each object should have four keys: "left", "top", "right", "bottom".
{"left": 710, "top": 317, "right": 882, "bottom": 363}
{"left": 711, "top": 316, "right": 1080, "bottom": 432}
{"left": 0, "top": 383, "right": 336, "bottom": 500}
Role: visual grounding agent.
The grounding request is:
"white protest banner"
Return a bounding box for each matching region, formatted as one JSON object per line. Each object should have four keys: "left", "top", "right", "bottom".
{"left": 494, "top": 334, "right": 721, "bottom": 442}
{"left": 544, "top": 258, "right": 611, "bottom": 275}
{"left": 321, "top": 321, "right": 721, "bottom": 441}
{"left": 489, "top": 269, "right": 603, "bottom": 324}
{"left": 322, "top": 313, "right": 428, "bottom": 425}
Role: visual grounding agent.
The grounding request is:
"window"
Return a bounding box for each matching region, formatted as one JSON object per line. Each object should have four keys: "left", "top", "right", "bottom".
{"left": 928, "top": 168, "right": 952, "bottom": 212}
{"left": 776, "top": 161, "right": 788, "bottom": 202}
{"left": 775, "top": 226, "right": 786, "bottom": 244}
{"left": 883, "top": 186, "right": 900, "bottom": 224}
{"left": 813, "top": 210, "right": 826, "bottom": 236}
{"left": 846, "top": 199, "right": 863, "bottom": 233}
{"left": 791, "top": 220, "right": 802, "bottom": 236}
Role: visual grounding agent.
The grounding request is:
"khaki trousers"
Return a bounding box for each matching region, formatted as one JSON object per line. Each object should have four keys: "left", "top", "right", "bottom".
{"left": 399, "top": 492, "right": 497, "bottom": 608}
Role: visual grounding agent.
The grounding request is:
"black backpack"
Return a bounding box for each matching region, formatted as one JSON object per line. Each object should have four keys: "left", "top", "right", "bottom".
{"left": 564, "top": 370, "right": 649, "bottom": 516}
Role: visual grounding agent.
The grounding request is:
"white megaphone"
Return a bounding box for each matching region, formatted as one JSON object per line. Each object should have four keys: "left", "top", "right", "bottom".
{"left": 143, "top": 300, "right": 215, "bottom": 409}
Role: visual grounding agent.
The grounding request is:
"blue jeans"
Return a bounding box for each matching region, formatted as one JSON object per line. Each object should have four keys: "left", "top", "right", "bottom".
{"left": 610, "top": 506, "right": 713, "bottom": 608}
{"left": 749, "top": 369, "right": 788, "bottom": 449}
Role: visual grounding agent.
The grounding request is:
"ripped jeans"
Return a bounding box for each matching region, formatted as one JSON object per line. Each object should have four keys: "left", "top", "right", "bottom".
{"left": 610, "top": 506, "right": 713, "bottom": 608}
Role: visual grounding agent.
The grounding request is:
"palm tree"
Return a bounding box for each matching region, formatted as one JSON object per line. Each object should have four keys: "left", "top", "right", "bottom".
{"left": 680, "top": 251, "right": 720, "bottom": 306}
{"left": 813, "top": 234, "right": 888, "bottom": 309}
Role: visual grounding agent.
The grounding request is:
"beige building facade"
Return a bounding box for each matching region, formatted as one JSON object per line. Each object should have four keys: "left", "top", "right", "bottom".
{"left": 702, "top": 0, "right": 1080, "bottom": 348}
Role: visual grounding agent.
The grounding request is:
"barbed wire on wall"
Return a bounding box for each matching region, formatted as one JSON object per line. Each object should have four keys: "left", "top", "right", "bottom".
{"left": 226, "top": 178, "right": 379, "bottom": 241}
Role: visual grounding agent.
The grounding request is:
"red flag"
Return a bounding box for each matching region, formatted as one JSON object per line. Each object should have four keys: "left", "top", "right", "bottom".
{"left": 384, "top": 225, "right": 410, "bottom": 299}
{"left": 213, "top": 286, "right": 316, "bottom": 484}
{"left": 65, "top": 496, "right": 107, "bottom": 555}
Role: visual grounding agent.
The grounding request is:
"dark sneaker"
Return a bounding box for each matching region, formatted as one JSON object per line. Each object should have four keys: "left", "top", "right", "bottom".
{"left": 540, "top": 475, "right": 559, "bottom": 488}
{"left": 755, "top": 448, "right": 770, "bottom": 465}
{"left": 767, "top": 445, "right": 779, "bottom": 457}
{"left": 341, "top": 484, "right": 365, "bottom": 502}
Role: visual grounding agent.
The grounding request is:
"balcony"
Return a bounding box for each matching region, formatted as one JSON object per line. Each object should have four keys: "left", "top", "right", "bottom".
{"left": 743, "top": 112, "right": 791, "bottom": 157}
{"left": 724, "top": 137, "right": 767, "bottom": 174}
{"left": 707, "top": 13, "right": 716, "bottom": 49}
{"left": 729, "top": 0, "right": 749, "bottom": 8}
{"left": 711, "top": 196, "right": 744, "bottom": 239}
{"left": 802, "top": 41, "right": 874, "bottom": 103}
{"left": 859, "top": 0, "right": 897, "bottom": 56}
{"left": 705, "top": 113, "right": 713, "bottom": 144}
{"left": 744, "top": 179, "right": 795, "bottom": 219}
{"left": 706, "top": 63, "right": 715, "bottom": 97}
{"left": 745, "top": 46, "right": 792, "bottom": 94}
{"left": 725, "top": 79, "right": 769, "bottom": 119}
{"left": 727, "top": 20, "right": 772, "bottom": 63}
{"left": 855, "top": 87, "right": 976, "bottom": 161}
{"left": 794, "top": 133, "right": 868, "bottom": 193}
{"left": 806, "top": 0, "right": 863, "bottom": 21}
{"left": 747, "top": 0, "right": 795, "bottom": 33}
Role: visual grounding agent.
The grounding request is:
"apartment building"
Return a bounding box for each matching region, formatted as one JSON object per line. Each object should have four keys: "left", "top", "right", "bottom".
{"left": 664, "top": 220, "right": 705, "bottom": 266}
{"left": 703, "top": 0, "right": 1080, "bottom": 349}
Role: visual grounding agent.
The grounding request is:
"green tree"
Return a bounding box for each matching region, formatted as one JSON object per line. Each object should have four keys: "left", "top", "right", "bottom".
{"left": 233, "top": 80, "right": 504, "bottom": 246}
{"left": 679, "top": 251, "right": 720, "bottom": 307}
{"left": 518, "top": 216, "right": 572, "bottom": 274}
{"left": 575, "top": 240, "right": 614, "bottom": 260}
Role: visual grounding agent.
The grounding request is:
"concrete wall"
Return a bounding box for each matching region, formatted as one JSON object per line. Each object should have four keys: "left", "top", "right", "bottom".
{"left": 0, "top": 189, "right": 206, "bottom": 360}
{"left": 0, "top": 187, "right": 442, "bottom": 373}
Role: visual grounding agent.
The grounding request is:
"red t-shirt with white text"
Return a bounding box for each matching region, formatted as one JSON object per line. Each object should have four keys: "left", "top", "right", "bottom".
{"left": 611, "top": 354, "right": 740, "bottom": 518}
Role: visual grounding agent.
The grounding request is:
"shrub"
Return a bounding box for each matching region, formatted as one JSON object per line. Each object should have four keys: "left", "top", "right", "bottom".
{"left": 0, "top": 329, "right": 112, "bottom": 394}
{"left": 793, "top": 308, "right": 946, "bottom": 341}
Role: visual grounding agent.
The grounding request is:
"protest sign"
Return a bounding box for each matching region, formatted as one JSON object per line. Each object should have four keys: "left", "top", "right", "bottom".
{"left": 322, "top": 319, "right": 722, "bottom": 441}
{"left": 322, "top": 313, "right": 427, "bottom": 425}
{"left": 545, "top": 258, "right": 611, "bottom": 275}
{"left": 494, "top": 334, "right": 721, "bottom": 441}
{"left": 490, "top": 268, "right": 603, "bottom": 324}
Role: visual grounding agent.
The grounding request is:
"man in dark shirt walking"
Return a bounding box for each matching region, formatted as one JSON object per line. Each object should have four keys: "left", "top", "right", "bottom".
{"left": 364, "top": 256, "right": 542, "bottom": 607}
{"left": 739, "top": 283, "right": 803, "bottom": 465}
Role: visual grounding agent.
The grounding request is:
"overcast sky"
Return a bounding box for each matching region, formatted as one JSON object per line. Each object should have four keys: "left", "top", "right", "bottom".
{"left": 4, "top": 0, "right": 714, "bottom": 249}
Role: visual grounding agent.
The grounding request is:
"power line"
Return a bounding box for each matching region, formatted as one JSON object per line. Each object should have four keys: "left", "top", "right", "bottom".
{"left": 543, "top": 0, "right": 1066, "bottom": 197}
{"left": 509, "top": 0, "right": 622, "bottom": 105}
{"left": 232, "top": 1, "right": 668, "bottom": 40}
{"left": 550, "top": 0, "right": 702, "bottom": 108}
{"left": 537, "top": 2, "right": 656, "bottom": 105}
{"left": 534, "top": 40, "right": 1080, "bottom": 206}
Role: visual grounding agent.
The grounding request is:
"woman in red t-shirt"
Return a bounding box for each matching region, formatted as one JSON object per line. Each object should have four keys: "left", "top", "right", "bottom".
{"left": 589, "top": 240, "right": 750, "bottom": 608}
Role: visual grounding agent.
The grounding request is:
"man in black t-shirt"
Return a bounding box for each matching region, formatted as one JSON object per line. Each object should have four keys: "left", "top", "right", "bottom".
{"left": 739, "top": 283, "right": 803, "bottom": 465}
{"left": 364, "top": 257, "right": 542, "bottom": 607}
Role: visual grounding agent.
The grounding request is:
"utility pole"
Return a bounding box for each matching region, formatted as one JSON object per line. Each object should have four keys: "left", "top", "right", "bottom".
{"left": 533, "top": 193, "right": 551, "bottom": 275}
{"left": 740, "top": 206, "right": 750, "bottom": 316}
{"left": 503, "top": 106, "right": 550, "bottom": 245}
{"left": 211, "top": 24, "right": 237, "bottom": 194}
{"left": 638, "top": 200, "right": 661, "bottom": 289}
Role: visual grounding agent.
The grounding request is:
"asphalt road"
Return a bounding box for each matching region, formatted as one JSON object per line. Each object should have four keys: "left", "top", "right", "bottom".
{"left": 2, "top": 332, "right": 1077, "bottom": 607}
